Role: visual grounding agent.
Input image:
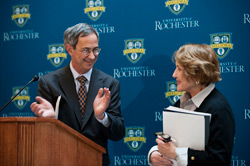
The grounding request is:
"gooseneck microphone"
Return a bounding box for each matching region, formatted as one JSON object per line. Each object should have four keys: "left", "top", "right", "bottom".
{"left": 0, "top": 75, "right": 39, "bottom": 112}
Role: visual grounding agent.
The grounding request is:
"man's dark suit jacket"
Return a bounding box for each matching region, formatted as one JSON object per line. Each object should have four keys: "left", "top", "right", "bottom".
{"left": 174, "top": 88, "right": 235, "bottom": 166}
{"left": 37, "top": 64, "right": 125, "bottom": 165}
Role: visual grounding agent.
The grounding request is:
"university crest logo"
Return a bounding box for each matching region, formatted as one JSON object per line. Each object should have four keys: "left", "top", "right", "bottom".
{"left": 123, "top": 39, "right": 146, "bottom": 64}
{"left": 12, "top": 5, "right": 31, "bottom": 27}
{"left": 124, "top": 127, "right": 146, "bottom": 152}
{"left": 165, "top": 0, "right": 189, "bottom": 15}
{"left": 84, "top": 0, "right": 105, "bottom": 21}
{"left": 12, "top": 87, "right": 30, "bottom": 109}
{"left": 210, "top": 33, "right": 233, "bottom": 59}
{"left": 165, "top": 81, "right": 185, "bottom": 104}
{"left": 47, "top": 44, "right": 67, "bottom": 68}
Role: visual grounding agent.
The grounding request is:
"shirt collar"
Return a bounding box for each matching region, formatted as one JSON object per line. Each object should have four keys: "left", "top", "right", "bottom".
{"left": 180, "top": 83, "right": 215, "bottom": 109}
{"left": 192, "top": 83, "right": 215, "bottom": 108}
{"left": 70, "top": 61, "right": 92, "bottom": 82}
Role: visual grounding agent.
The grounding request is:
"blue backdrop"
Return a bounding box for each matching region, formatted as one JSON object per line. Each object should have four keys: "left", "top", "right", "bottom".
{"left": 1, "top": 0, "right": 250, "bottom": 165}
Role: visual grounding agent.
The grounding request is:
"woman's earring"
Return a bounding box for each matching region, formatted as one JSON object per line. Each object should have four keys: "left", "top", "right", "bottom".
{"left": 196, "top": 81, "right": 200, "bottom": 85}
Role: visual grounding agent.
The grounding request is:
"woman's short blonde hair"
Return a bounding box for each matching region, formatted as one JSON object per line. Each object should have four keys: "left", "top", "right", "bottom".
{"left": 172, "top": 43, "right": 221, "bottom": 85}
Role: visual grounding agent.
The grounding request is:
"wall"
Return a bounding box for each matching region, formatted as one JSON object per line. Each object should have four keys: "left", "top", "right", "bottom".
{"left": 1, "top": 0, "right": 249, "bottom": 165}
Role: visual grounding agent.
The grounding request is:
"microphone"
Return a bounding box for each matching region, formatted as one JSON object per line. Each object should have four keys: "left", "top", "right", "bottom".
{"left": 0, "top": 75, "right": 39, "bottom": 112}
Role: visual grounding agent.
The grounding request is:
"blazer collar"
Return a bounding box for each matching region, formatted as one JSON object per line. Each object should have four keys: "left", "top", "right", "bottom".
{"left": 58, "top": 65, "right": 82, "bottom": 126}
{"left": 58, "top": 66, "right": 104, "bottom": 130}
{"left": 81, "top": 68, "right": 104, "bottom": 130}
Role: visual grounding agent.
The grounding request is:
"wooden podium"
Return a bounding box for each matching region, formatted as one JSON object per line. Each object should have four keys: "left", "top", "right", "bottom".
{"left": 0, "top": 117, "right": 106, "bottom": 166}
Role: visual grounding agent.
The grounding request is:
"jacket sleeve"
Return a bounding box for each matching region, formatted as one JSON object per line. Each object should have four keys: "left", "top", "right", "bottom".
{"left": 188, "top": 107, "right": 235, "bottom": 166}
{"left": 101, "top": 80, "right": 125, "bottom": 141}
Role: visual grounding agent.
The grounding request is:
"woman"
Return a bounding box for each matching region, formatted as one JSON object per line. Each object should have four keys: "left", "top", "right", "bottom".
{"left": 148, "top": 43, "right": 235, "bottom": 166}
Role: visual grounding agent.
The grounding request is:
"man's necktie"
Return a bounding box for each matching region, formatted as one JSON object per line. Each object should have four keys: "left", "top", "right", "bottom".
{"left": 77, "top": 76, "right": 87, "bottom": 120}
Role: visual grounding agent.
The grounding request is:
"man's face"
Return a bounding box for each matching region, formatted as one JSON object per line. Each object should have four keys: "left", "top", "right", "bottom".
{"left": 66, "top": 33, "right": 99, "bottom": 74}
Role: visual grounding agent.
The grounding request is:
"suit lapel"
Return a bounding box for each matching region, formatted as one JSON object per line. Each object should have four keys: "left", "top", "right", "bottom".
{"left": 58, "top": 65, "right": 82, "bottom": 125}
{"left": 81, "top": 68, "right": 103, "bottom": 130}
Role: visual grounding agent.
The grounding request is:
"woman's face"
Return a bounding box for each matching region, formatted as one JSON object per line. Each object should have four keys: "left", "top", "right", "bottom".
{"left": 172, "top": 61, "right": 197, "bottom": 96}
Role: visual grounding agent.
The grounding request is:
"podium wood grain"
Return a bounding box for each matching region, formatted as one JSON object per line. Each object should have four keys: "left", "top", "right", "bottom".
{"left": 0, "top": 117, "right": 106, "bottom": 166}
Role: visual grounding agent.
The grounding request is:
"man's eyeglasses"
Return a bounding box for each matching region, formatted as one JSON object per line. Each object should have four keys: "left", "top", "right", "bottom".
{"left": 78, "top": 47, "right": 101, "bottom": 57}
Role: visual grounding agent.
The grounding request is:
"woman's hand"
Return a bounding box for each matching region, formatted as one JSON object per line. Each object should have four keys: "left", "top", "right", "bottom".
{"left": 156, "top": 136, "right": 177, "bottom": 160}
{"left": 150, "top": 151, "right": 173, "bottom": 166}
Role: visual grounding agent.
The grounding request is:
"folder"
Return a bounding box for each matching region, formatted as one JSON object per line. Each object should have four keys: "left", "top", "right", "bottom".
{"left": 55, "top": 95, "right": 61, "bottom": 119}
{"left": 163, "top": 106, "right": 211, "bottom": 150}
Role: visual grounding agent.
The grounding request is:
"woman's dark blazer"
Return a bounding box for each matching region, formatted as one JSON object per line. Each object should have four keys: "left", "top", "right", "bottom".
{"left": 174, "top": 88, "right": 235, "bottom": 166}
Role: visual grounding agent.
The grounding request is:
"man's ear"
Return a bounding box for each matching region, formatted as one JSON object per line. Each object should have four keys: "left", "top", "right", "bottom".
{"left": 65, "top": 44, "right": 73, "bottom": 56}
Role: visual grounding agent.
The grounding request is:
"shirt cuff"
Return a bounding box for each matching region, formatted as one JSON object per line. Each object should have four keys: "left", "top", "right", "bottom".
{"left": 175, "top": 147, "right": 188, "bottom": 166}
{"left": 96, "top": 112, "right": 111, "bottom": 127}
{"left": 147, "top": 145, "right": 158, "bottom": 165}
{"left": 148, "top": 145, "right": 179, "bottom": 166}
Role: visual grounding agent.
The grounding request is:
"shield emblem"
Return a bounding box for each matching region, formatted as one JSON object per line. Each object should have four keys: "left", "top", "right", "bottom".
{"left": 165, "top": 81, "right": 185, "bottom": 104}
{"left": 123, "top": 39, "right": 146, "bottom": 64}
{"left": 165, "top": 0, "right": 189, "bottom": 15}
{"left": 84, "top": 0, "right": 106, "bottom": 21}
{"left": 47, "top": 44, "right": 67, "bottom": 68}
{"left": 124, "top": 127, "right": 146, "bottom": 152}
{"left": 12, "top": 87, "right": 30, "bottom": 110}
{"left": 210, "top": 33, "right": 233, "bottom": 59}
{"left": 12, "top": 5, "right": 31, "bottom": 27}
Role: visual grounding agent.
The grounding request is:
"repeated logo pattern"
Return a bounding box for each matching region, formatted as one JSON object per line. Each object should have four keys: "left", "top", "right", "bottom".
{"left": 210, "top": 33, "right": 233, "bottom": 59}
{"left": 124, "top": 127, "right": 146, "bottom": 152}
{"left": 165, "top": 0, "right": 189, "bottom": 15}
{"left": 84, "top": 0, "right": 105, "bottom": 21}
{"left": 123, "top": 39, "right": 146, "bottom": 64}
{"left": 12, "top": 87, "right": 30, "bottom": 109}
{"left": 12, "top": 5, "right": 31, "bottom": 27}
{"left": 47, "top": 44, "right": 67, "bottom": 68}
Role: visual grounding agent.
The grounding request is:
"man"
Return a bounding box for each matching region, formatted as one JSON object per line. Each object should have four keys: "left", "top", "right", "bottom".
{"left": 30, "top": 23, "right": 125, "bottom": 165}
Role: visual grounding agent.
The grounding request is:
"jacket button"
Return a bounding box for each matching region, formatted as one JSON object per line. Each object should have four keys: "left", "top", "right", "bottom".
{"left": 191, "top": 156, "right": 195, "bottom": 160}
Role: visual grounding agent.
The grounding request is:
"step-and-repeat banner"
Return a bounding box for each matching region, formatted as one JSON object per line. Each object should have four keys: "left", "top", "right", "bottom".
{"left": 1, "top": 0, "right": 249, "bottom": 165}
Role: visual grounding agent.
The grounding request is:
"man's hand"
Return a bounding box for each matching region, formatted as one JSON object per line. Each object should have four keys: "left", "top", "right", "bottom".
{"left": 93, "top": 88, "right": 110, "bottom": 120}
{"left": 30, "top": 96, "right": 55, "bottom": 118}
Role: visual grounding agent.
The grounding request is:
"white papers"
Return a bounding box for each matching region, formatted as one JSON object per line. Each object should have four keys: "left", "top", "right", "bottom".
{"left": 163, "top": 106, "right": 211, "bottom": 150}
{"left": 55, "top": 95, "right": 61, "bottom": 119}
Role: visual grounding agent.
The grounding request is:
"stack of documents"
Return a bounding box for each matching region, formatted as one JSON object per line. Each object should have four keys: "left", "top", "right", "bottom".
{"left": 163, "top": 106, "right": 211, "bottom": 150}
